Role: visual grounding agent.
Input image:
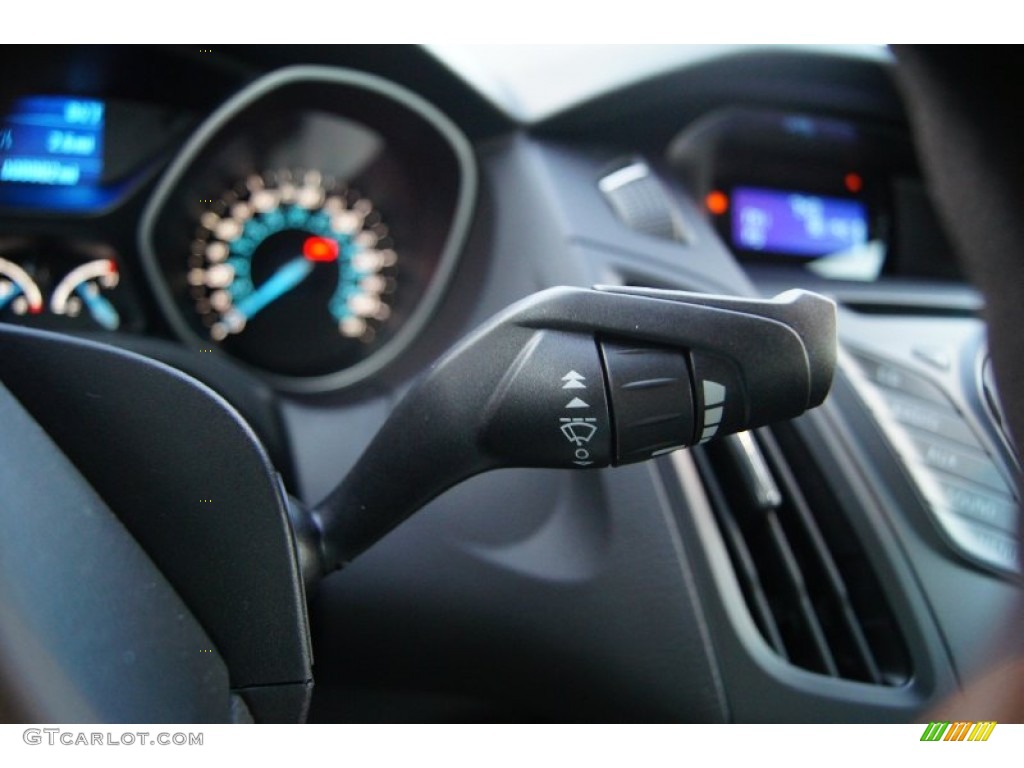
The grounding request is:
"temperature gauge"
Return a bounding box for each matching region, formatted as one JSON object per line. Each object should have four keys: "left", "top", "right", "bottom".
{"left": 51, "top": 258, "right": 121, "bottom": 330}
{"left": 0, "top": 256, "right": 44, "bottom": 317}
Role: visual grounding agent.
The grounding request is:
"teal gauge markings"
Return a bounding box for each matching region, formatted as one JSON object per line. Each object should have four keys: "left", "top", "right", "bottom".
{"left": 225, "top": 205, "right": 361, "bottom": 323}
{"left": 190, "top": 170, "right": 396, "bottom": 345}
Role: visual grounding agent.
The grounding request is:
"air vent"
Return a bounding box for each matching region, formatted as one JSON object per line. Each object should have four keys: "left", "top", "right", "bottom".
{"left": 598, "top": 161, "right": 687, "bottom": 241}
{"left": 693, "top": 424, "right": 912, "bottom": 686}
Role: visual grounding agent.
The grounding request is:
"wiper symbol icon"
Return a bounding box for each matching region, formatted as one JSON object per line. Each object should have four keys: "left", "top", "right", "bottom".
{"left": 560, "top": 419, "right": 597, "bottom": 446}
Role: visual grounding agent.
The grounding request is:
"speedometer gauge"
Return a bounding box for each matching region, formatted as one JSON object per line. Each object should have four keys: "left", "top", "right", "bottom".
{"left": 139, "top": 66, "right": 477, "bottom": 392}
{"left": 187, "top": 169, "right": 396, "bottom": 374}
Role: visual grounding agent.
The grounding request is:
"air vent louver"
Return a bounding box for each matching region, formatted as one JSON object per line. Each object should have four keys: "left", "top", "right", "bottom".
{"left": 598, "top": 161, "right": 686, "bottom": 241}
{"left": 693, "top": 424, "right": 912, "bottom": 686}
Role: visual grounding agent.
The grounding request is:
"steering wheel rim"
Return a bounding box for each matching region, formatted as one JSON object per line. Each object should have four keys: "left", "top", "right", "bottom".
{"left": 892, "top": 44, "right": 1024, "bottom": 720}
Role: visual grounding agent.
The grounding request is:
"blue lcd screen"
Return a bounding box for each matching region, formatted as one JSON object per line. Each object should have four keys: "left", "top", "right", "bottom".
{"left": 732, "top": 186, "right": 868, "bottom": 257}
{"left": 0, "top": 96, "right": 105, "bottom": 188}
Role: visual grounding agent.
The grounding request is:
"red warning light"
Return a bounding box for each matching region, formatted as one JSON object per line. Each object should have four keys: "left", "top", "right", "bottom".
{"left": 844, "top": 173, "right": 863, "bottom": 194}
{"left": 705, "top": 190, "right": 729, "bottom": 215}
{"left": 303, "top": 236, "right": 339, "bottom": 262}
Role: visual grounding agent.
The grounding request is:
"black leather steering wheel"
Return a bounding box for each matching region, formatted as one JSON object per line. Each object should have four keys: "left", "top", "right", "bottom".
{"left": 891, "top": 45, "right": 1024, "bottom": 719}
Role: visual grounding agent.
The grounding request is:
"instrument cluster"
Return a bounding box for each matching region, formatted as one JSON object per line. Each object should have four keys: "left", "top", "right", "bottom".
{"left": 140, "top": 67, "right": 476, "bottom": 391}
{"left": 0, "top": 64, "right": 476, "bottom": 394}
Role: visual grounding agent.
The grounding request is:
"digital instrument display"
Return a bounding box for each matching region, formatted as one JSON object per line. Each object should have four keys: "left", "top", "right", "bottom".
{"left": 0, "top": 96, "right": 105, "bottom": 187}
{"left": 732, "top": 186, "right": 868, "bottom": 257}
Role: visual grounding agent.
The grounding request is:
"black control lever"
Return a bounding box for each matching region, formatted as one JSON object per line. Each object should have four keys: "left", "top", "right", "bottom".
{"left": 301, "top": 286, "right": 836, "bottom": 576}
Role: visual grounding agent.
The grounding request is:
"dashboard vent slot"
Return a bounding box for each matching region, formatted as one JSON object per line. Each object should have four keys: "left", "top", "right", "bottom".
{"left": 693, "top": 424, "right": 911, "bottom": 686}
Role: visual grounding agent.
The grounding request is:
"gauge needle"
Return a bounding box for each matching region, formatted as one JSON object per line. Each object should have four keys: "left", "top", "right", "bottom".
{"left": 227, "top": 256, "right": 314, "bottom": 325}
{"left": 0, "top": 283, "right": 20, "bottom": 312}
{"left": 75, "top": 284, "right": 121, "bottom": 331}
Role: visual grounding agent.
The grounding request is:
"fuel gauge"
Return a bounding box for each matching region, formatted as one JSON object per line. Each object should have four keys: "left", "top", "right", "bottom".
{"left": 51, "top": 258, "right": 121, "bottom": 330}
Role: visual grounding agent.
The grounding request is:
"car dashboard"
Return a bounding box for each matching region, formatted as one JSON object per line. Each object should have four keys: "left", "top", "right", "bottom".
{"left": 0, "top": 44, "right": 1020, "bottom": 723}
